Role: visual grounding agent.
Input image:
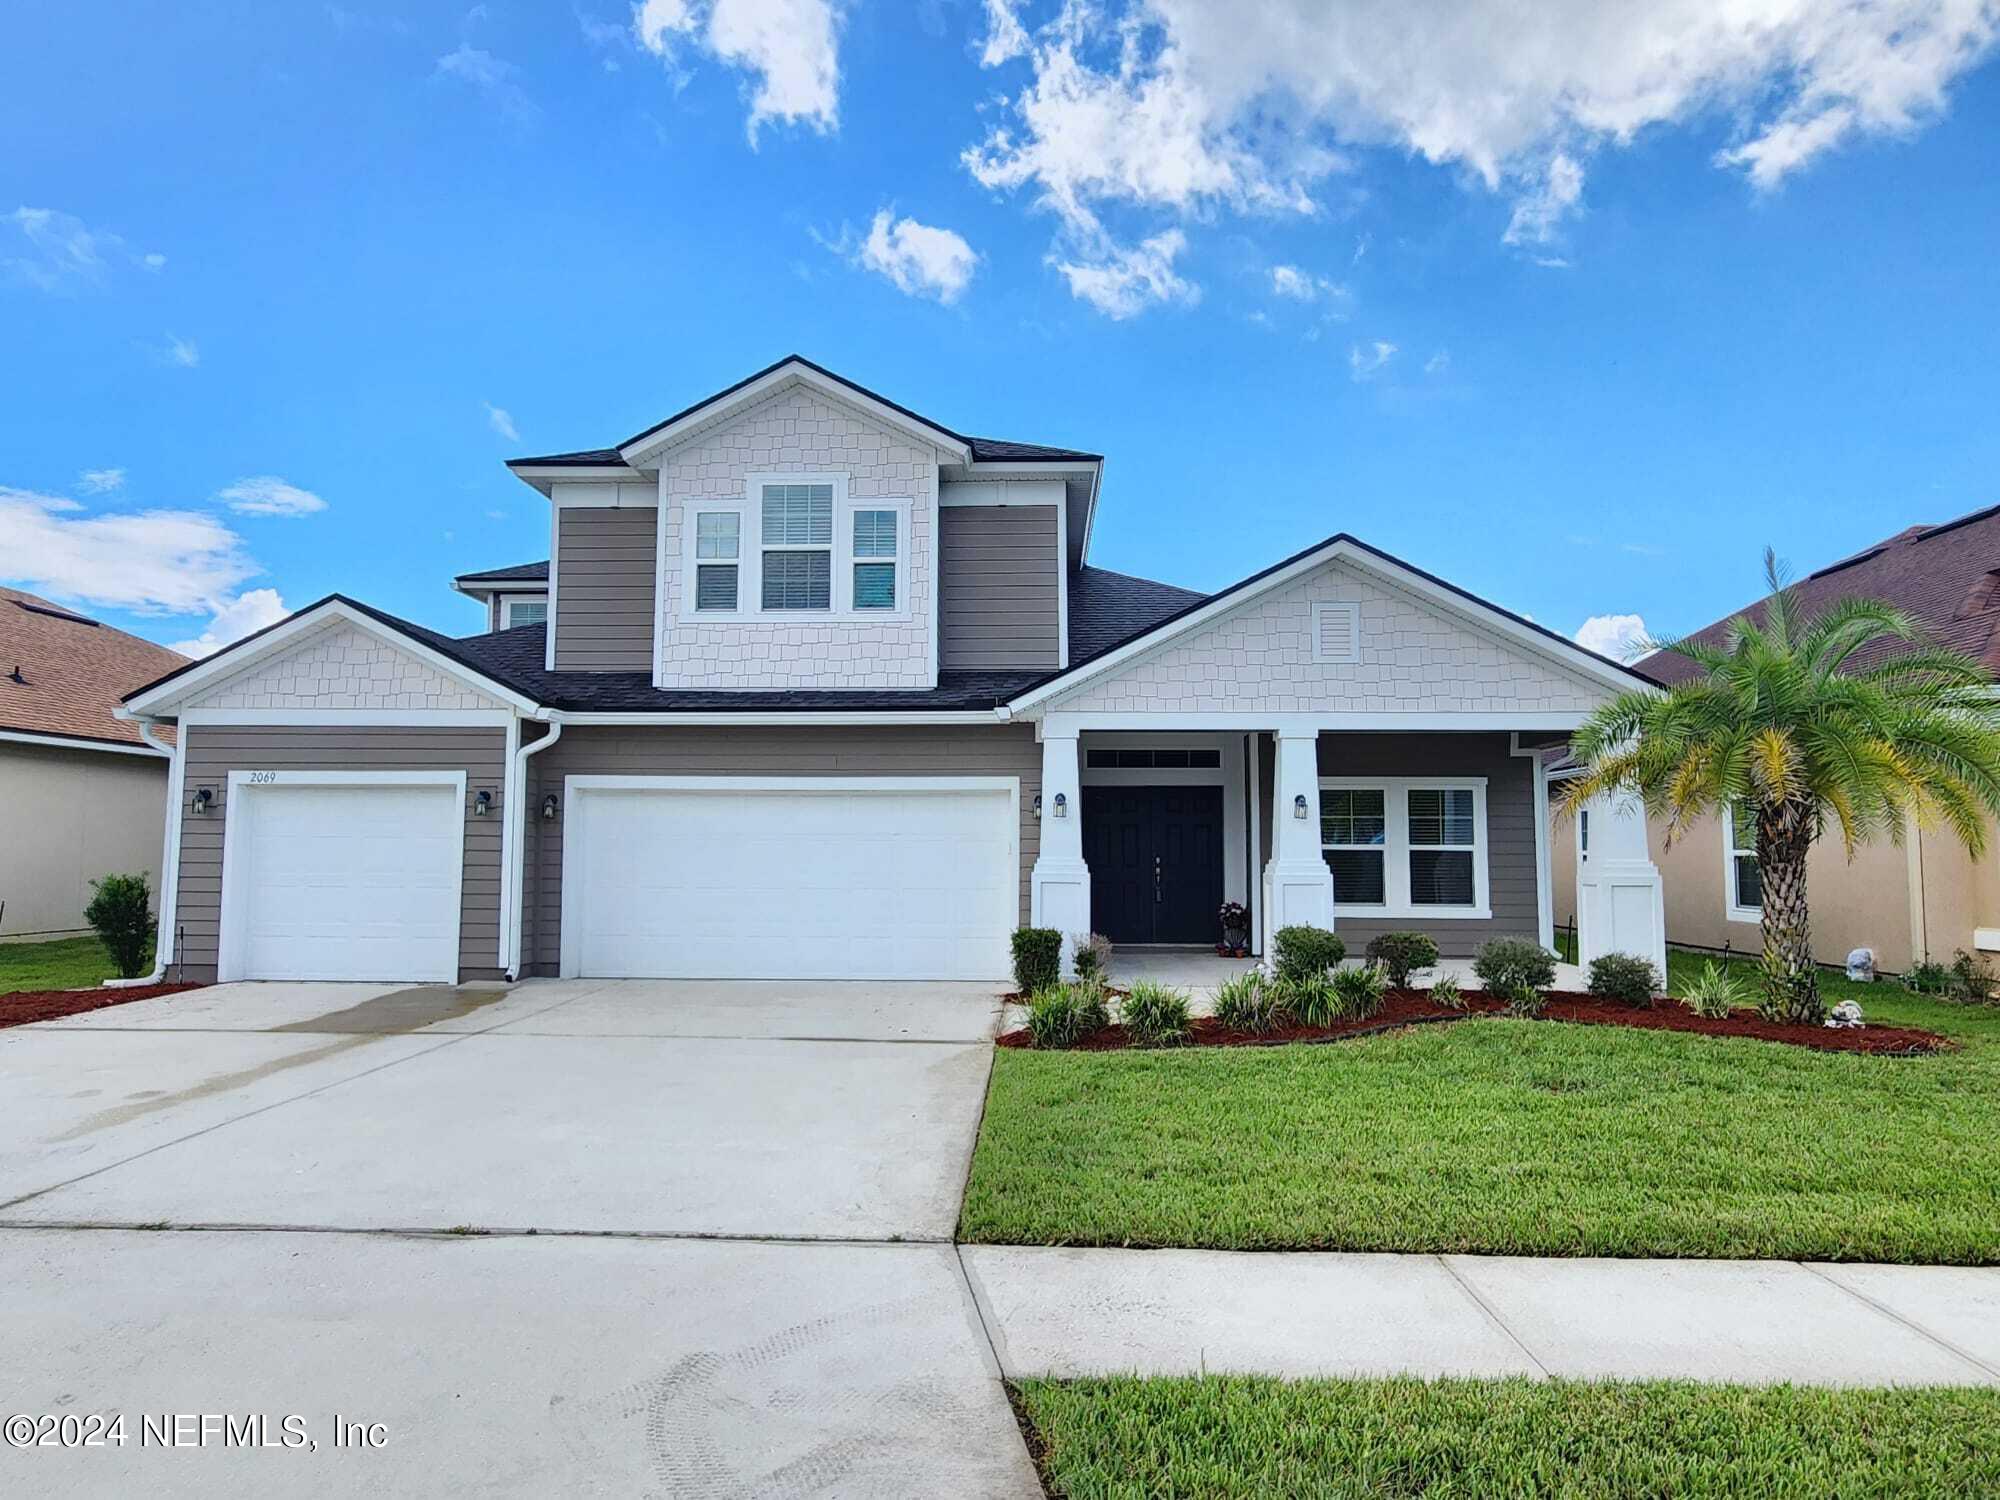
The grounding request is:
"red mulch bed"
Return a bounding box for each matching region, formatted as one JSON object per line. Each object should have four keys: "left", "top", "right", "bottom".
{"left": 0, "top": 983, "right": 205, "bottom": 1030}
{"left": 997, "top": 987, "right": 1949, "bottom": 1056}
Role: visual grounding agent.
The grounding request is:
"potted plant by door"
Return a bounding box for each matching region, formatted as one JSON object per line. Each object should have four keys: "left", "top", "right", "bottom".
{"left": 1217, "top": 901, "right": 1250, "bottom": 957}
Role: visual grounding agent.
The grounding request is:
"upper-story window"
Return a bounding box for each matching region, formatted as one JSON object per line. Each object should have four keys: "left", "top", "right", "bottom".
{"left": 761, "top": 483, "right": 833, "bottom": 611}
{"left": 852, "top": 508, "right": 898, "bottom": 609}
{"left": 500, "top": 596, "right": 548, "bottom": 629}
{"left": 694, "top": 512, "right": 740, "bottom": 611}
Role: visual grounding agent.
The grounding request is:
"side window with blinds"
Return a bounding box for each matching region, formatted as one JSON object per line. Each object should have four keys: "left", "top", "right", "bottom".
{"left": 693, "top": 511, "right": 740, "bottom": 611}
{"left": 852, "top": 508, "right": 897, "bottom": 610}
{"left": 761, "top": 483, "right": 833, "bottom": 611}
{"left": 1313, "top": 602, "right": 1360, "bottom": 663}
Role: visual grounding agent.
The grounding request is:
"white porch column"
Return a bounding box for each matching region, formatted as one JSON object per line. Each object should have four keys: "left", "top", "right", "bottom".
{"left": 1029, "top": 728, "right": 1090, "bottom": 967}
{"left": 1575, "top": 787, "right": 1667, "bottom": 978}
{"left": 1261, "top": 728, "right": 1336, "bottom": 948}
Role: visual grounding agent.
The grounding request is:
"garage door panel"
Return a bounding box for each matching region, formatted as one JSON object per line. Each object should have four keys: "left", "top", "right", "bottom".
{"left": 225, "top": 782, "right": 463, "bottom": 983}
{"left": 566, "top": 783, "right": 1014, "bottom": 980}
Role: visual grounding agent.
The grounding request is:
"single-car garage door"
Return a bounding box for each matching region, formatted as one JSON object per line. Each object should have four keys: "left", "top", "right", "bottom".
{"left": 220, "top": 772, "right": 465, "bottom": 982}
{"left": 560, "top": 776, "right": 1018, "bottom": 980}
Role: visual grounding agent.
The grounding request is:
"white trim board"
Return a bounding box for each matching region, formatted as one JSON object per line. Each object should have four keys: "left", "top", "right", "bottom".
{"left": 0, "top": 727, "right": 169, "bottom": 758}
{"left": 180, "top": 708, "right": 516, "bottom": 727}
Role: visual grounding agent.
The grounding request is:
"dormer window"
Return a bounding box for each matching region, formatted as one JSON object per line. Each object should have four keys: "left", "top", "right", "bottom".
{"left": 852, "top": 509, "right": 898, "bottom": 609}
{"left": 500, "top": 596, "right": 548, "bottom": 629}
{"left": 761, "top": 483, "right": 833, "bottom": 611}
{"left": 694, "top": 511, "right": 740, "bottom": 611}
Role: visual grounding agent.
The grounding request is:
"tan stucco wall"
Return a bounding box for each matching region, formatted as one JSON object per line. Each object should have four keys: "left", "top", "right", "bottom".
{"left": 1552, "top": 800, "right": 2000, "bottom": 973}
{"left": 1, "top": 741, "right": 170, "bottom": 939}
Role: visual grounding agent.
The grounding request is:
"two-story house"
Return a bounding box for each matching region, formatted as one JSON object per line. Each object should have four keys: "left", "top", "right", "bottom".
{"left": 119, "top": 356, "right": 1663, "bottom": 985}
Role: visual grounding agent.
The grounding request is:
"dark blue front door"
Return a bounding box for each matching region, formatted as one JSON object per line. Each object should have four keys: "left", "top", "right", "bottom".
{"left": 1081, "top": 786, "right": 1224, "bottom": 944}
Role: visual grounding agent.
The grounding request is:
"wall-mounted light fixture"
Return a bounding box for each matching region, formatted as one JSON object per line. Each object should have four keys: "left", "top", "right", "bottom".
{"left": 1033, "top": 793, "right": 1043, "bottom": 820}
{"left": 540, "top": 793, "right": 559, "bottom": 821}
{"left": 191, "top": 788, "right": 213, "bottom": 815}
{"left": 473, "top": 790, "right": 493, "bottom": 818}
{"left": 1293, "top": 793, "right": 1308, "bottom": 820}
{"left": 1052, "top": 792, "right": 1068, "bottom": 819}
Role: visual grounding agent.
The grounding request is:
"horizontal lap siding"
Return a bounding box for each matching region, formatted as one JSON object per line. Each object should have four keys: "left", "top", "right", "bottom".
{"left": 939, "top": 505, "right": 1060, "bottom": 670}
{"left": 520, "top": 724, "right": 1041, "bottom": 975}
{"left": 174, "top": 726, "right": 508, "bottom": 983}
{"left": 554, "top": 507, "right": 657, "bottom": 672}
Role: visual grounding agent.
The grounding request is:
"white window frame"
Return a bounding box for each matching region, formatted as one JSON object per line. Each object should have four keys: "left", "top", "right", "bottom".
{"left": 498, "top": 594, "right": 549, "bottom": 630}
{"left": 1725, "top": 802, "right": 1762, "bottom": 924}
{"left": 688, "top": 509, "right": 744, "bottom": 614}
{"left": 1319, "top": 776, "right": 1491, "bottom": 919}
{"left": 675, "top": 475, "right": 911, "bottom": 623}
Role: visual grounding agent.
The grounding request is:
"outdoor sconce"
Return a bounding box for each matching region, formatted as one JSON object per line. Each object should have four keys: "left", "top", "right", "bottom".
{"left": 190, "top": 788, "right": 213, "bottom": 815}
{"left": 1052, "top": 792, "right": 1068, "bottom": 819}
{"left": 1293, "top": 793, "right": 1308, "bottom": 819}
{"left": 540, "top": 793, "right": 559, "bottom": 821}
{"left": 473, "top": 790, "right": 493, "bottom": 818}
{"left": 1033, "top": 793, "right": 1043, "bottom": 820}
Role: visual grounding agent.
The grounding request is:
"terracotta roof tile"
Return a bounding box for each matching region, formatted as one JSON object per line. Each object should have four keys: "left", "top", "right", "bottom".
{"left": 0, "top": 588, "right": 186, "bottom": 748}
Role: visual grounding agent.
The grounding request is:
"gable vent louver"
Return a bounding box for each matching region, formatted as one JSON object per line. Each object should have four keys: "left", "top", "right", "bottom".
{"left": 1313, "top": 603, "right": 1360, "bottom": 664}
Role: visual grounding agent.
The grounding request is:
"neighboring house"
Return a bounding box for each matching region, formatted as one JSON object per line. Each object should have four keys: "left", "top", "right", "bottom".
{"left": 1553, "top": 503, "right": 2000, "bottom": 974}
{"left": 121, "top": 356, "right": 1657, "bottom": 985}
{"left": 1, "top": 588, "right": 185, "bottom": 940}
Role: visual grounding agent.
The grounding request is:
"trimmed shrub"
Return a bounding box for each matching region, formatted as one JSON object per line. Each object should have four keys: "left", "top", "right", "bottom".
{"left": 84, "top": 873, "right": 153, "bottom": 979}
{"left": 1365, "top": 931, "right": 1439, "bottom": 987}
{"left": 1499, "top": 980, "right": 1547, "bottom": 1018}
{"left": 1587, "top": 952, "right": 1662, "bottom": 1007}
{"left": 1011, "top": 927, "right": 1062, "bottom": 995}
{"left": 1428, "top": 974, "right": 1467, "bottom": 1011}
{"left": 1213, "top": 972, "right": 1288, "bottom": 1034}
{"left": 1681, "top": 959, "right": 1746, "bottom": 1019}
{"left": 1273, "top": 926, "right": 1346, "bottom": 983}
{"left": 1025, "top": 981, "right": 1111, "bottom": 1049}
{"left": 1473, "top": 938, "right": 1558, "bottom": 995}
{"left": 1070, "top": 932, "right": 1113, "bottom": 984}
{"left": 1329, "top": 963, "right": 1389, "bottom": 1020}
{"left": 1122, "top": 981, "right": 1191, "bottom": 1047}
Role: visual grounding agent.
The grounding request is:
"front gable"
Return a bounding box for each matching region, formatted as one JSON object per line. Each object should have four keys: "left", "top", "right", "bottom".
{"left": 192, "top": 621, "right": 509, "bottom": 712}
{"left": 1046, "top": 556, "right": 1614, "bottom": 718}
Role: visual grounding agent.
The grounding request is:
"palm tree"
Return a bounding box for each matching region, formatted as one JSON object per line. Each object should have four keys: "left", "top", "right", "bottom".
{"left": 1561, "top": 550, "right": 2000, "bottom": 1023}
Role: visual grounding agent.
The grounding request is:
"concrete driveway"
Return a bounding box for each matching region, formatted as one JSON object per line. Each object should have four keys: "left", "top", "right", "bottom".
{"left": 0, "top": 978, "right": 1038, "bottom": 1497}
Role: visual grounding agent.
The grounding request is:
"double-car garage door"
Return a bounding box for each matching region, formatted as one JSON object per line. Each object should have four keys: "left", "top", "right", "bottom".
{"left": 560, "top": 777, "right": 1017, "bottom": 981}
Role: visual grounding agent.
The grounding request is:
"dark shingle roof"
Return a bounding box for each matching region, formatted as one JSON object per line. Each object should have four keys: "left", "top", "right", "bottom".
{"left": 1640, "top": 502, "right": 2000, "bottom": 687}
{"left": 454, "top": 560, "right": 551, "bottom": 586}
{"left": 504, "top": 448, "right": 625, "bottom": 468}
{"left": 964, "top": 436, "right": 1102, "bottom": 463}
{"left": 1068, "top": 566, "right": 1208, "bottom": 666}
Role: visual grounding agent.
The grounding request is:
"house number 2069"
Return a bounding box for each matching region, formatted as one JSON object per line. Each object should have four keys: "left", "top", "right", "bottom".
{"left": 246, "top": 771, "right": 280, "bottom": 784}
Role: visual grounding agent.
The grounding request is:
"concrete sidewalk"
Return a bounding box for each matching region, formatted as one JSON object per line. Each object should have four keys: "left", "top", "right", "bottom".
{"left": 962, "top": 1246, "right": 2000, "bottom": 1387}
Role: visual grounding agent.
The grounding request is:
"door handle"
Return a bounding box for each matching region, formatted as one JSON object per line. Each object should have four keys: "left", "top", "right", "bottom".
{"left": 1154, "top": 854, "right": 1162, "bottom": 903}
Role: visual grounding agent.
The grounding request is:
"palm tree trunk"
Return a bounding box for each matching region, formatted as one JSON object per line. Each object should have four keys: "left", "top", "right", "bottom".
{"left": 1757, "top": 800, "right": 1822, "bottom": 1024}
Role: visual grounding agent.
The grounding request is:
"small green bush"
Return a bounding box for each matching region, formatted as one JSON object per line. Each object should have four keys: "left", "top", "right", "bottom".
{"left": 1473, "top": 937, "right": 1558, "bottom": 994}
{"left": 1011, "top": 927, "right": 1062, "bottom": 995}
{"left": 1329, "top": 963, "right": 1389, "bottom": 1020}
{"left": 1213, "top": 972, "right": 1288, "bottom": 1034}
{"left": 1280, "top": 973, "right": 1338, "bottom": 1027}
{"left": 1949, "top": 949, "right": 1996, "bottom": 1003}
{"left": 1365, "top": 931, "right": 1439, "bottom": 987}
{"left": 1499, "top": 979, "right": 1547, "bottom": 1018}
{"left": 1903, "top": 958, "right": 1952, "bottom": 996}
{"left": 1428, "top": 974, "right": 1467, "bottom": 1010}
{"left": 84, "top": 873, "right": 153, "bottom": 979}
{"left": 1071, "top": 932, "right": 1113, "bottom": 984}
{"left": 1122, "top": 981, "right": 1191, "bottom": 1047}
{"left": 1025, "top": 981, "right": 1110, "bottom": 1048}
{"left": 1273, "top": 926, "right": 1346, "bottom": 982}
{"left": 1587, "top": 952, "right": 1662, "bottom": 1007}
{"left": 1681, "top": 959, "right": 1745, "bottom": 1019}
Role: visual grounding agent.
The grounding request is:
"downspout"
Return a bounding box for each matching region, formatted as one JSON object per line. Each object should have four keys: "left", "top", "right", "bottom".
{"left": 504, "top": 718, "right": 563, "bottom": 981}
{"left": 104, "top": 717, "right": 180, "bottom": 988}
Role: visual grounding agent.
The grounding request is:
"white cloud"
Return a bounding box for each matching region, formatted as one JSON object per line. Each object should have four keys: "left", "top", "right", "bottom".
{"left": 435, "top": 43, "right": 540, "bottom": 122}
{"left": 1424, "top": 350, "right": 1451, "bottom": 375}
{"left": 1575, "top": 611, "right": 1651, "bottom": 662}
{"left": 168, "top": 588, "right": 292, "bottom": 658}
{"left": 77, "top": 468, "right": 125, "bottom": 494}
{"left": 1268, "top": 263, "right": 1352, "bottom": 320}
{"left": 217, "top": 476, "right": 327, "bottom": 518}
{"left": 1348, "top": 339, "right": 1397, "bottom": 380}
{"left": 851, "top": 210, "right": 980, "bottom": 304}
{"left": 160, "top": 332, "right": 199, "bottom": 368}
{"left": 483, "top": 401, "right": 520, "bottom": 441}
{"left": 966, "top": 1, "right": 2000, "bottom": 261}
{"left": 1052, "top": 228, "right": 1199, "bottom": 319}
{"left": 0, "top": 485, "right": 257, "bottom": 615}
{"left": 979, "top": 0, "right": 1031, "bottom": 67}
{"left": 634, "top": 0, "right": 843, "bottom": 143}
{"left": 3, "top": 207, "right": 163, "bottom": 293}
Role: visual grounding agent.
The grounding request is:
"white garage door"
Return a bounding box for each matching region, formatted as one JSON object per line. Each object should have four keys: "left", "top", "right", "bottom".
{"left": 221, "top": 775, "right": 464, "bottom": 982}
{"left": 561, "top": 777, "right": 1017, "bottom": 980}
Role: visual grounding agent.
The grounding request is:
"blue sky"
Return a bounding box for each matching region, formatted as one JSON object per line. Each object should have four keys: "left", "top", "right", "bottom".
{"left": 5, "top": 1, "right": 1998, "bottom": 662}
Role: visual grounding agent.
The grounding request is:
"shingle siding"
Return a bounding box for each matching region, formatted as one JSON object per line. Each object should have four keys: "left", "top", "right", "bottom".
{"left": 519, "top": 724, "right": 1040, "bottom": 974}
{"left": 940, "top": 504, "right": 1061, "bottom": 670}
{"left": 172, "top": 725, "right": 507, "bottom": 984}
{"left": 554, "top": 507, "right": 658, "bottom": 672}
{"left": 197, "top": 622, "right": 503, "bottom": 711}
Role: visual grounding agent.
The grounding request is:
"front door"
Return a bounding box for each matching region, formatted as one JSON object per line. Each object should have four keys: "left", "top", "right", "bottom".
{"left": 1082, "top": 786, "right": 1225, "bottom": 944}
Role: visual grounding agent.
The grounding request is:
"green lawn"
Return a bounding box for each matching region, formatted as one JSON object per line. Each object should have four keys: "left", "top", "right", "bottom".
{"left": 961, "top": 953, "right": 2000, "bottom": 1261}
{"left": 0, "top": 935, "right": 126, "bottom": 994}
{"left": 1016, "top": 1375, "right": 2000, "bottom": 1500}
